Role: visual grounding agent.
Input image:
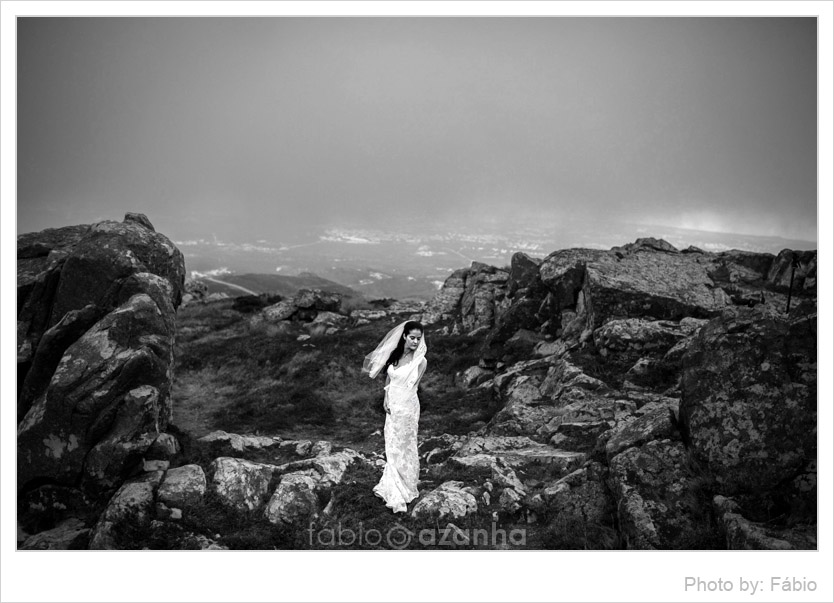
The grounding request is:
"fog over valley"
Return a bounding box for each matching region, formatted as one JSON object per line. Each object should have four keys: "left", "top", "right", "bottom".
{"left": 174, "top": 210, "right": 817, "bottom": 301}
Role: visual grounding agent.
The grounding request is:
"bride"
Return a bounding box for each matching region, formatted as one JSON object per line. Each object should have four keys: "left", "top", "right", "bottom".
{"left": 362, "top": 320, "right": 427, "bottom": 514}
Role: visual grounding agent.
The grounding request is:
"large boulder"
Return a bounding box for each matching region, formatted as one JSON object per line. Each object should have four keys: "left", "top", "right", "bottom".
{"left": 582, "top": 247, "right": 730, "bottom": 326}
{"left": 207, "top": 457, "right": 277, "bottom": 513}
{"left": 262, "top": 450, "right": 363, "bottom": 525}
{"left": 481, "top": 279, "right": 551, "bottom": 358}
{"left": 17, "top": 214, "right": 183, "bottom": 503}
{"left": 536, "top": 242, "right": 732, "bottom": 346}
{"left": 22, "top": 216, "right": 183, "bottom": 341}
{"left": 420, "top": 262, "right": 510, "bottom": 331}
{"left": 89, "top": 470, "right": 164, "bottom": 550}
{"left": 593, "top": 317, "right": 707, "bottom": 356}
{"left": 260, "top": 289, "right": 343, "bottom": 324}
{"left": 17, "top": 224, "right": 96, "bottom": 374}
{"left": 303, "top": 450, "right": 363, "bottom": 487}
{"left": 195, "top": 431, "right": 330, "bottom": 466}
{"left": 679, "top": 305, "right": 816, "bottom": 495}
{"left": 617, "top": 237, "right": 680, "bottom": 254}
{"left": 713, "top": 250, "right": 775, "bottom": 284}
{"left": 293, "top": 288, "right": 343, "bottom": 312}
{"left": 459, "top": 263, "right": 510, "bottom": 332}
{"left": 18, "top": 292, "right": 175, "bottom": 494}
{"left": 455, "top": 366, "right": 494, "bottom": 389}
{"left": 263, "top": 300, "right": 297, "bottom": 322}
{"left": 485, "top": 354, "right": 623, "bottom": 442}
{"left": 263, "top": 470, "right": 321, "bottom": 525}
{"left": 146, "top": 433, "right": 182, "bottom": 461}
{"left": 602, "top": 398, "right": 680, "bottom": 461}
{"left": 421, "top": 268, "right": 468, "bottom": 325}
{"left": 767, "top": 249, "right": 816, "bottom": 291}
{"left": 490, "top": 461, "right": 527, "bottom": 494}
{"left": 157, "top": 464, "right": 207, "bottom": 510}
{"left": 608, "top": 440, "right": 712, "bottom": 549}
{"left": 449, "top": 435, "right": 586, "bottom": 480}
{"left": 197, "top": 430, "right": 283, "bottom": 457}
{"left": 539, "top": 462, "right": 614, "bottom": 528}
{"left": 410, "top": 481, "right": 478, "bottom": 521}
{"left": 506, "top": 252, "right": 542, "bottom": 297}
{"left": 539, "top": 248, "right": 608, "bottom": 308}
{"left": 486, "top": 373, "right": 554, "bottom": 437}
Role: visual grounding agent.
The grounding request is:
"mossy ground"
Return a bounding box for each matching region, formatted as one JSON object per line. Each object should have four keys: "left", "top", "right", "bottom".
{"left": 165, "top": 298, "right": 552, "bottom": 549}
{"left": 163, "top": 297, "right": 730, "bottom": 550}
{"left": 173, "top": 298, "right": 494, "bottom": 449}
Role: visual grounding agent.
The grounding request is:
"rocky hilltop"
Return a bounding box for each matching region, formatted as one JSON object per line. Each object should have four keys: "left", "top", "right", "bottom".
{"left": 412, "top": 237, "right": 816, "bottom": 548}
{"left": 17, "top": 214, "right": 187, "bottom": 544}
{"left": 17, "top": 219, "right": 816, "bottom": 550}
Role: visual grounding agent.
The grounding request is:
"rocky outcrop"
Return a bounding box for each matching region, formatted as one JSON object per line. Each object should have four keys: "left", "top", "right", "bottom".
{"left": 409, "top": 238, "right": 816, "bottom": 549}
{"left": 679, "top": 305, "right": 816, "bottom": 495}
{"left": 421, "top": 262, "right": 510, "bottom": 333}
{"left": 89, "top": 470, "right": 164, "bottom": 549}
{"left": 535, "top": 462, "right": 614, "bottom": 528}
{"left": 422, "top": 238, "right": 734, "bottom": 362}
{"left": 424, "top": 239, "right": 815, "bottom": 367}
{"left": 767, "top": 249, "right": 816, "bottom": 291}
{"left": 411, "top": 481, "right": 478, "bottom": 521}
{"left": 197, "top": 430, "right": 312, "bottom": 459}
{"left": 420, "top": 268, "right": 470, "bottom": 325}
{"left": 21, "top": 227, "right": 815, "bottom": 550}
{"left": 593, "top": 317, "right": 707, "bottom": 357}
{"left": 608, "top": 440, "right": 709, "bottom": 549}
{"left": 447, "top": 434, "right": 587, "bottom": 483}
{"left": 264, "top": 470, "right": 321, "bottom": 525}
{"left": 458, "top": 263, "right": 510, "bottom": 332}
{"left": 570, "top": 248, "right": 729, "bottom": 330}
{"left": 147, "top": 433, "right": 182, "bottom": 460}
{"left": 181, "top": 277, "right": 209, "bottom": 306}
{"left": 80, "top": 438, "right": 364, "bottom": 548}
{"left": 157, "top": 464, "right": 207, "bottom": 510}
{"left": 17, "top": 214, "right": 185, "bottom": 506}
{"left": 455, "top": 366, "right": 494, "bottom": 389}
{"left": 201, "top": 448, "right": 365, "bottom": 525}
{"left": 602, "top": 400, "right": 679, "bottom": 461}
{"left": 506, "top": 252, "right": 542, "bottom": 296}
{"left": 257, "top": 288, "right": 344, "bottom": 326}
{"left": 208, "top": 457, "right": 277, "bottom": 512}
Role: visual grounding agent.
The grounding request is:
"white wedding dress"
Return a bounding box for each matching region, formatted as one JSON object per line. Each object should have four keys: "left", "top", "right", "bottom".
{"left": 372, "top": 356, "right": 424, "bottom": 513}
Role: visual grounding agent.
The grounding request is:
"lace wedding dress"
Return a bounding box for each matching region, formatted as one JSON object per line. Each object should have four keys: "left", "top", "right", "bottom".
{"left": 372, "top": 356, "right": 424, "bottom": 513}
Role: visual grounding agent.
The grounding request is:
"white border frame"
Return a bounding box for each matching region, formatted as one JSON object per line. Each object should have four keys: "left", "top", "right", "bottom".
{"left": 2, "top": 3, "right": 831, "bottom": 602}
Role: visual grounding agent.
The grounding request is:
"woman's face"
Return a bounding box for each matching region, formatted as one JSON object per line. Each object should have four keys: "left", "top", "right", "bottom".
{"left": 403, "top": 329, "right": 423, "bottom": 352}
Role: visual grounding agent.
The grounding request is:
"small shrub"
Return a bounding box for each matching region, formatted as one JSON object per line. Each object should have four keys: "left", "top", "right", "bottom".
{"left": 231, "top": 295, "right": 270, "bottom": 314}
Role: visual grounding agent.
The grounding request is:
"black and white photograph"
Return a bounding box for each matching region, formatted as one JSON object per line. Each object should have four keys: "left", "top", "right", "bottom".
{"left": 3, "top": 2, "right": 832, "bottom": 602}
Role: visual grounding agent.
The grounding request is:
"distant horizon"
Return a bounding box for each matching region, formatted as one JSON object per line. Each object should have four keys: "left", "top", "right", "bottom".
{"left": 16, "top": 203, "right": 819, "bottom": 250}
{"left": 16, "top": 208, "right": 819, "bottom": 249}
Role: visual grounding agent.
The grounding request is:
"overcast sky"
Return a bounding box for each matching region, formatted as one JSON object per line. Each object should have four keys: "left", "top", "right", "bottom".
{"left": 17, "top": 17, "right": 817, "bottom": 243}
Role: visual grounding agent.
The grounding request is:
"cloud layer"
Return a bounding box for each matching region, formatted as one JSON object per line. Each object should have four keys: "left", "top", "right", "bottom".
{"left": 18, "top": 18, "right": 817, "bottom": 243}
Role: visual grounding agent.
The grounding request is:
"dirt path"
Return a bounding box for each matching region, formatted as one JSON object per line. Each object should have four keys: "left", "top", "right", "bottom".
{"left": 202, "top": 277, "right": 258, "bottom": 296}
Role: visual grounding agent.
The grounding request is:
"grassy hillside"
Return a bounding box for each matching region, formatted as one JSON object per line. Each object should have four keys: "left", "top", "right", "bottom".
{"left": 164, "top": 296, "right": 572, "bottom": 550}
{"left": 172, "top": 297, "right": 498, "bottom": 452}
{"left": 196, "top": 272, "right": 360, "bottom": 298}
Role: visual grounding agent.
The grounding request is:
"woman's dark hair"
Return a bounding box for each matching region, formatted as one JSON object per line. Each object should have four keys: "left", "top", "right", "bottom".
{"left": 384, "top": 321, "right": 424, "bottom": 371}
